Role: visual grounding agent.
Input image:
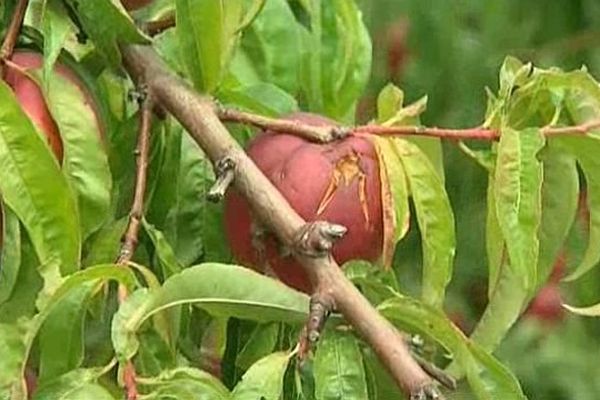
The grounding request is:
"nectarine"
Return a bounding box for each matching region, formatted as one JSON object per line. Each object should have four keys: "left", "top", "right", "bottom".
{"left": 224, "top": 113, "right": 383, "bottom": 292}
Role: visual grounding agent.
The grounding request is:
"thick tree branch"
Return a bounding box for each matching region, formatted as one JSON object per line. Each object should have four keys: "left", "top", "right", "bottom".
{"left": 0, "top": 0, "right": 29, "bottom": 77}
{"left": 121, "top": 44, "right": 442, "bottom": 398}
{"left": 116, "top": 93, "right": 153, "bottom": 400}
{"left": 219, "top": 105, "right": 600, "bottom": 142}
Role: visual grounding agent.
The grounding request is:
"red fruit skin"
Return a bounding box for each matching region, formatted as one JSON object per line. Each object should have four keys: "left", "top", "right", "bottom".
{"left": 4, "top": 57, "right": 63, "bottom": 160}
{"left": 3, "top": 51, "right": 104, "bottom": 163}
{"left": 225, "top": 113, "right": 383, "bottom": 293}
{"left": 525, "top": 284, "right": 565, "bottom": 323}
{"left": 525, "top": 255, "right": 565, "bottom": 323}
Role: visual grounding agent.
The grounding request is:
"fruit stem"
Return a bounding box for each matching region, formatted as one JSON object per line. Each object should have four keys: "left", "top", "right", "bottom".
{"left": 116, "top": 90, "right": 154, "bottom": 400}
{"left": 0, "top": 0, "right": 29, "bottom": 78}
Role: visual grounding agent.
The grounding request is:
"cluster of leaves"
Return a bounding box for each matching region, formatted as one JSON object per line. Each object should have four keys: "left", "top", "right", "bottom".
{"left": 1, "top": 0, "right": 600, "bottom": 399}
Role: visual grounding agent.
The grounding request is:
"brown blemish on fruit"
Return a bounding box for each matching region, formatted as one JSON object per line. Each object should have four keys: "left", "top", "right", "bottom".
{"left": 317, "top": 152, "right": 370, "bottom": 226}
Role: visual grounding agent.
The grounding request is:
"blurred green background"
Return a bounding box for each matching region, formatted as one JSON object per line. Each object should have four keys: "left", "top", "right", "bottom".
{"left": 356, "top": 1, "right": 600, "bottom": 399}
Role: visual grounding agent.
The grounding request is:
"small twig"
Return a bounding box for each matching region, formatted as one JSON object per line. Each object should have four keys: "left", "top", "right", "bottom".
{"left": 143, "top": 14, "right": 176, "bottom": 36}
{"left": 207, "top": 156, "right": 235, "bottom": 202}
{"left": 217, "top": 105, "right": 600, "bottom": 142}
{"left": 353, "top": 124, "right": 498, "bottom": 140}
{"left": 217, "top": 106, "right": 349, "bottom": 143}
{"left": 542, "top": 119, "right": 600, "bottom": 136}
{"left": 413, "top": 354, "right": 457, "bottom": 391}
{"left": 116, "top": 90, "right": 154, "bottom": 400}
{"left": 0, "top": 0, "right": 29, "bottom": 77}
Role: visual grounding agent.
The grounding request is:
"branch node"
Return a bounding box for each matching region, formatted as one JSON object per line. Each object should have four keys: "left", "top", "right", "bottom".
{"left": 298, "top": 293, "right": 334, "bottom": 360}
{"left": 331, "top": 126, "right": 350, "bottom": 140}
{"left": 409, "top": 382, "right": 444, "bottom": 400}
{"left": 293, "top": 221, "right": 347, "bottom": 258}
{"left": 207, "top": 156, "right": 236, "bottom": 202}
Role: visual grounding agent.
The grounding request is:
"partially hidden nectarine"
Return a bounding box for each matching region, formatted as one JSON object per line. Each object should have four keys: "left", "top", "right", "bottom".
{"left": 224, "top": 113, "right": 384, "bottom": 292}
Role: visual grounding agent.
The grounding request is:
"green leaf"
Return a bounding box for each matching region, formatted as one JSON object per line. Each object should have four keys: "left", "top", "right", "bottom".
{"left": 176, "top": 0, "right": 258, "bottom": 93}
{"left": 563, "top": 302, "right": 600, "bottom": 317}
{"left": 396, "top": 139, "right": 456, "bottom": 309}
{"left": 553, "top": 135, "right": 600, "bottom": 281}
{"left": 0, "top": 80, "right": 81, "bottom": 280}
{"left": 41, "top": 0, "right": 73, "bottom": 86}
{"left": 137, "top": 368, "right": 230, "bottom": 400}
{"left": 112, "top": 264, "right": 309, "bottom": 360}
{"left": 143, "top": 219, "right": 183, "bottom": 279}
{"left": 0, "top": 205, "right": 21, "bottom": 304}
{"left": 168, "top": 135, "right": 230, "bottom": 265}
{"left": 379, "top": 296, "right": 526, "bottom": 400}
{"left": 112, "top": 288, "right": 150, "bottom": 361}
{"left": 0, "top": 234, "right": 43, "bottom": 323}
{"left": 313, "top": 331, "right": 369, "bottom": 400}
{"left": 376, "top": 84, "right": 404, "bottom": 123}
{"left": 371, "top": 136, "right": 410, "bottom": 267}
{"left": 236, "top": 323, "right": 279, "bottom": 370}
{"left": 43, "top": 69, "right": 112, "bottom": 240}
{"left": 238, "top": 0, "right": 301, "bottom": 94}
{"left": 471, "top": 128, "right": 545, "bottom": 352}
{"left": 300, "top": 0, "right": 372, "bottom": 121}
{"left": 146, "top": 122, "right": 182, "bottom": 230}
{"left": 9, "top": 265, "right": 138, "bottom": 392}
{"left": 0, "top": 320, "right": 29, "bottom": 399}
{"left": 536, "top": 142, "right": 579, "bottom": 287}
{"left": 375, "top": 85, "right": 444, "bottom": 183}
{"left": 146, "top": 264, "right": 309, "bottom": 322}
{"left": 62, "top": 0, "right": 149, "bottom": 68}
{"left": 33, "top": 367, "right": 115, "bottom": 400}
{"left": 38, "top": 284, "right": 94, "bottom": 384}
{"left": 217, "top": 82, "right": 298, "bottom": 117}
{"left": 83, "top": 218, "right": 128, "bottom": 267}
{"left": 232, "top": 352, "right": 292, "bottom": 400}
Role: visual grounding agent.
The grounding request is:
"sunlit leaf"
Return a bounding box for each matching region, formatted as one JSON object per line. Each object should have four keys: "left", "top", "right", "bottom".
{"left": 471, "top": 128, "right": 544, "bottom": 352}
{"left": 396, "top": 139, "right": 455, "bottom": 309}
{"left": 371, "top": 136, "right": 410, "bottom": 267}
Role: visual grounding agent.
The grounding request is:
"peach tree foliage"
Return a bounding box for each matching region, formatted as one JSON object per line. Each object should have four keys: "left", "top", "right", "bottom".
{"left": 0, "top": 0, "right": 598, "bottom": 399}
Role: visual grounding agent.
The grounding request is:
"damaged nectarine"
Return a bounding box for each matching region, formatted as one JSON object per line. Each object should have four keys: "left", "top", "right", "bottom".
{"left": 224, "top": 113, "right": 383, "bottom": 292}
